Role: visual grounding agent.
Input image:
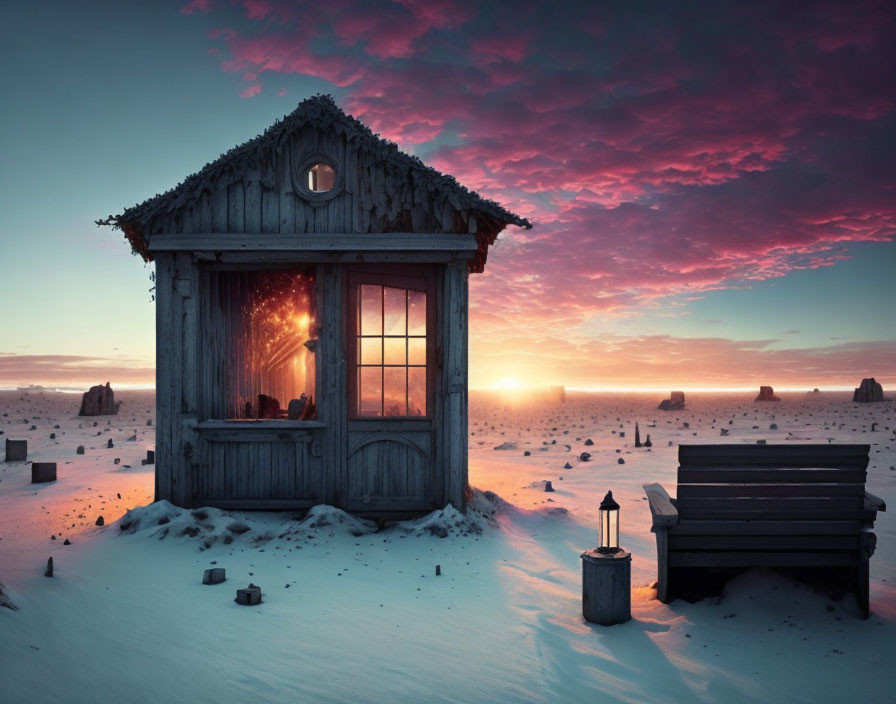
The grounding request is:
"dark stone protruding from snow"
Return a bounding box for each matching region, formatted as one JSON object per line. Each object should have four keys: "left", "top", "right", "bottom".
{"left": 142, "top": 450, "right": 155, "bottom": 466}
{"left": 853, "top": 378, "right": 884, "bottom": 403}
{"left": 564, "top": 462, "right": 572, "bottom": 469}
{"left": 76, "top": 445, "right": 85, "bottom": 454}
{"left": 106, "top": 438, "right": 114, "bottom": 449}
{"left": 523, "top": 450, "right": 531, "bottom": 456}
{"left": 579, "top": 452, "right": 592, "bottom": 462}
{"left": 644, "top": 435, "right": 652, "bottom": 447}
{"left": 78, "top": 382, "right": 121, "bottom": 416}
{"left": 203, "top": 568, "right": 226, "bottom": 585}
{"left": 635, "top": 423, "right": 641, "bottom": 448}
{"left": 544, "top": 481, "right": 555, "bottom": 492}
{"left": 31, "top": 462, "right": 57, "bottom": 483}
{"left": 44, "top": 557, "right": 53, "bottom": 578}
{"left": 584, "top": 438, "right": 594, "bottom": 446}
{"left": 658, "top": 392, "right": 685, "bottom": 411}
{"left": 755, "top": 386, "right": 781, "bottom": 401}
{"left": 63, "top": 539, "right": 71, "bottom": 545}
{"left": 720, "top": 428, "right": 729, "bottom": 436}
{"left": 5, "top": 439, "right": 27, "bottom": 461}
{"left": 0, "top": 582, "right": 18, "bottom": 610}
{"left": 95, "top": 516, "right": 104, "bottom": 526}
{"left": 435, "top": 565, "right": 441, "bottom": 576}
{"left": 617, "top": 458, "right": 625, "bottom": 464}
{"left": 226, "top": 521, "right": 251, "bottom": 535}
{"left": 235, "top": 584, "right": 262, "bottom": 605}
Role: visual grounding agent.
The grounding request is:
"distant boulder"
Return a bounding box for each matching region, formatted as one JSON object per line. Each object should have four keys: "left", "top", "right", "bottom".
{"left": 755, "top": 386, "right": 780, "bottom": 402}
{"left": 853, "top": 378, "right": 884, "bottom": 403}
{"left": 658, "top": 391, "right": 685, "bottom": 411}
{"left": 78, "top": 382, "right": 121, "bottom": 416}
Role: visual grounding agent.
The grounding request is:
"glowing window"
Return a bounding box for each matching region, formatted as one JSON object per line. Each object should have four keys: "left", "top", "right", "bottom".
{"left": 221, "top": 270, "right": 316, "bottom": 420}
{"left": 306, "top": 163, "right": 336, "bottom": 193}
{"left": 355, "top": 284, "right": 427, "bottom": 417}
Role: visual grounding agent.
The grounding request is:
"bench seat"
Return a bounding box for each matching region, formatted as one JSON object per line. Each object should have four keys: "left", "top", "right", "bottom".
{"left": 644, "top": 444, "right": 885, "bottom": 617}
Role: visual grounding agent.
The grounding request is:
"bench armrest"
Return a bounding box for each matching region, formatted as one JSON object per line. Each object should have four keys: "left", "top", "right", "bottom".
{"left": 865, "top": 492, "right": 886, "bottom": 512}
{"left": 643, "top": 482, "right": 678, "bottom": 528}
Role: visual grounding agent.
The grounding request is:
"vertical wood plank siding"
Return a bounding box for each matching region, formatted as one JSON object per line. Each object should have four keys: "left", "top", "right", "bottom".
{"left": 441, "top": 260, "right": 468, "bottom": 509}
{"left": 141, "top": 121, "right": 501, "bottom": 513}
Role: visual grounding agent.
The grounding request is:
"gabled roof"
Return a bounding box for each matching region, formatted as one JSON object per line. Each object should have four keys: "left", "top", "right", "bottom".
{"left": 98, "top": 95, "right": 531, "bottom": 271}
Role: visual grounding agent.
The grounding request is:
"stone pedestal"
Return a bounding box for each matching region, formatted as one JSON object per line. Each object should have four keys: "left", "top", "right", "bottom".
{"left": 5, "top": 439, "right": 27, "bottom": 462}
{"left": 581, "top": 548, "right": 631, "bottom": 625}
{"left": 31, "top": 462, "right": 57, "bottom": 483}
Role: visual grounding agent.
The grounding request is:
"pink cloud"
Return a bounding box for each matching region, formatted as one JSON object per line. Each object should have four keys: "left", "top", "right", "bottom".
{"left": 241, "top": 0, "right": 273, "bottom": 20}
{"left": 0, "top": 355, "right": 155, "bottom": 387}
{"left": 239, "top": 83, "right": 262, "bottom": 98}
{"left": 185, "top": 0, "right": 895, "bottom": 348}
{"left": 469, "top": 334, "right": 896, "bottom": 389}
{"left": 180, "top": 0, "right": 213, "bottom": 15}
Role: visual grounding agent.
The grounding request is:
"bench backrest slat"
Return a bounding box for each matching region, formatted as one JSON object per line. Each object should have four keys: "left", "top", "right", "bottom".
{"left": 677, "top": 483, "right": 865, "bottom": 499}
{"left": 678, "top": 443, "right": 870, "bottom": 468}
{"left": 678, "top": 467, "right": 867, "bottom": 484}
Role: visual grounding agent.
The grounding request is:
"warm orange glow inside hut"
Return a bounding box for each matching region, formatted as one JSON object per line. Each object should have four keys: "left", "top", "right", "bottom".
{"left": 223, "top": 270, "right": 316, "bottom": 419}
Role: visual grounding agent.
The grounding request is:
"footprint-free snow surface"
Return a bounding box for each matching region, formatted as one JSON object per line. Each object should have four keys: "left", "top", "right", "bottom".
{"left": 1, "top": 389, "right": 894, "bottom": 703}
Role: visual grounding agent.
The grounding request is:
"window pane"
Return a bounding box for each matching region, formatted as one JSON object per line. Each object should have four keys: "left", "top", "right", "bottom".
{"left": 225, "top": 269, "right": 316, "bottom": 419}
{"left": 383, "top": 287, "right": 407, "bottom": 335}
{"left": 360, "top": 285, "right": 382, "bottom": 336}
{"left": 408, "top": 289, "right": 426, "bottom": 336}
{"left": 408, "top": 367, "right": 426, "bottom": 416}
{"left": 383, "top": 367, "right": 406, "bottom": 416}
{"left": 307, "top": 162, "right": 336, "bottom": 193}
{"left": 384, "top": 337, "right": 406, "bottom": 365}
{"left": 360, "top": 337, "right": 382, "bottom": 365}
{"left": 408, "top": 337, "right": 426, "bottom": 366}
{"left": 359, "top": 367, "right": 382, "bottom": 416}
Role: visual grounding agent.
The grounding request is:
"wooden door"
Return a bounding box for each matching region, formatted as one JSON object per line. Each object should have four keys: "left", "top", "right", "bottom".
{"left": 344, "top": 268, "right": 438, "bottom": 513}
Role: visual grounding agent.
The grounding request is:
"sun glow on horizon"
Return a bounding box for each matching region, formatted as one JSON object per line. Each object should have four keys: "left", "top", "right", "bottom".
{"left": 491, "top": 377, "right": 523, "bottom": 391}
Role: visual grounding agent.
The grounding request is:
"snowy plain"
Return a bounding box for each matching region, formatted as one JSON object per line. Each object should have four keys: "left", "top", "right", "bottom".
{"left": 0, "top": 389, "right": 894, "bottom": 703}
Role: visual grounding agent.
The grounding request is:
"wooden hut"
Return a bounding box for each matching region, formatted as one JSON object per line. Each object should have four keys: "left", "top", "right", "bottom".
{"left": 101, "top": 95, "right": 530, "bottom": 516}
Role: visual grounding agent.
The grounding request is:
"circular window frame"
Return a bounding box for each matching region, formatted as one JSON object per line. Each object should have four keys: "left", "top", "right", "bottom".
{"left": 293, "top": 152, "right": 343, "bottom": 205}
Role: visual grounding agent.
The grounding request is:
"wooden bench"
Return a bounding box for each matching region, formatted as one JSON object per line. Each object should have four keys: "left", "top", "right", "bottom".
{"left": 644, "top": 444, "right": 886, "bottom": 617}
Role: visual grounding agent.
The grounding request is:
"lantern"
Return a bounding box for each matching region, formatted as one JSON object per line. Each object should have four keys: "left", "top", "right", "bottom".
{"left": 598, "top": 490, "right": 620, "bottom": 553}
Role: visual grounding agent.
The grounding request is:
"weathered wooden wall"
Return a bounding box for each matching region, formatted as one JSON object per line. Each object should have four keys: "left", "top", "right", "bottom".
{"left": 155, "top": 251, "right": 199, "bottom": 506}
{"left": 151, "top": 129, "right": 473, "bottom": 514}
{"left": 145, "top": 127, "right": 462, "bottom": 239}
{"left": 440, "top": 260, "right": 469, "bottom": 509}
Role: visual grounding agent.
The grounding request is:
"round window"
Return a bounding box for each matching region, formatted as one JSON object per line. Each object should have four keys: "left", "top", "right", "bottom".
{"left": 306, "top": 162, "right": 336, "bottom": 193}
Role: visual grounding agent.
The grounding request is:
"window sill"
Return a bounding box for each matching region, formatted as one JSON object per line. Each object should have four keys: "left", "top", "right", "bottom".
{"left": 198, "top": 420, "right": 327, "bottom": 430}
{"left": 197, "top": 420, "right": 326, "bottom": 444}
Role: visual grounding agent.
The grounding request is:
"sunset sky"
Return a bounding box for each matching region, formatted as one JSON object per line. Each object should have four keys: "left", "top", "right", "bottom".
{"left": 1, "top": 0, "right": 893, "bottom": 390}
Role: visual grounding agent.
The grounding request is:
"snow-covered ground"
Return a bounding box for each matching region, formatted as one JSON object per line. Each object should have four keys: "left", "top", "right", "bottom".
{"left": 1, "top": 389, "right": 894, "bottom": 703}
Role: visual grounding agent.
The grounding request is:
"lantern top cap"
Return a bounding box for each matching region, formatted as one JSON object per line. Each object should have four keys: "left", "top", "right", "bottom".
{"left": 600, "top": 490, "right": 620, "bottom": 511}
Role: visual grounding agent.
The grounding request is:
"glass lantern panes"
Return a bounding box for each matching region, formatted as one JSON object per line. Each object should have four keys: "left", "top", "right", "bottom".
{"left": 357, "top": 284, "right": 427, "bottom": 417}
{"left": 598, "top": 491, "right": 620, "bottom": 553}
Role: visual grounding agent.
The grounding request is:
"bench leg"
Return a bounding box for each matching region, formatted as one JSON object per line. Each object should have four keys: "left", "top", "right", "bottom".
{"left": 653, "top": 526, "right": 670, "bottom": 603}
{"left": 858, "top": 531, "right": 876, "bottom": 619}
